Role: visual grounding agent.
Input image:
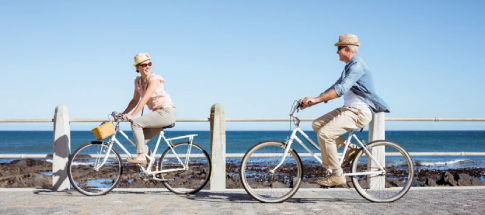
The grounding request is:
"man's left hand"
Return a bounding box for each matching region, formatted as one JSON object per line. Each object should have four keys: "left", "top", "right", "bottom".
{"left": 300, "top": 97, "right": 316, "bottom": 109}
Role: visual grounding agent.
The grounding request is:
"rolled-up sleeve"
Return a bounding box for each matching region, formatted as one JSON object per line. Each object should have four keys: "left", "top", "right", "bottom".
{"left": 332, "top": 62, "right": 365, "bottom": 96}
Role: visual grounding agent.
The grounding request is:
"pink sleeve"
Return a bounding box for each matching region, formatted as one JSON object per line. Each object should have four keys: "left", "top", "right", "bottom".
{"left": 150, "top": 75, "right": 164, "bottom": 83}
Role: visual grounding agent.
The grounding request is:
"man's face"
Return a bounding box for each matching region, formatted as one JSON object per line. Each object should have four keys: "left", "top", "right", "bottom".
{"left": 337, "top": 46, "right": 349, "bottom": 62}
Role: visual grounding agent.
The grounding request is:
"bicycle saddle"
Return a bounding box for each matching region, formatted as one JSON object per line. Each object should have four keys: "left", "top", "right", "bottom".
{"left": 162, "top": 123, "right": 175, "bottom": 130}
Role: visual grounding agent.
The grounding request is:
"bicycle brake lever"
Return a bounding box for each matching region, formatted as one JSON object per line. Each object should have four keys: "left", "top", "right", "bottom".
{"left": 111, "top": 111, "right": 119, "bottom": 119}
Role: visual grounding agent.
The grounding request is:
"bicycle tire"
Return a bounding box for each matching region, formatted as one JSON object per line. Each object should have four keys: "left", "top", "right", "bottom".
{"left": 350, "top": 140, "right": 414, "bottom": 202}
{"left": 159, "top": 142, "right": 211, "bottom": 194}
{"left": 68, "top": 141, "right": 123, "bottom": 196}
{"left": 240, "top": 141, "right": 303, "bottom": 203}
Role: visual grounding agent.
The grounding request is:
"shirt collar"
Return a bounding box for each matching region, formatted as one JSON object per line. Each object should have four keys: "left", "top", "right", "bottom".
{"left": 346, "top": 55, "right": 359, "bottom": 66}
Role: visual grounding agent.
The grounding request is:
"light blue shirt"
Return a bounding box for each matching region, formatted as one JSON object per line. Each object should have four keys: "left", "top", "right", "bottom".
{"left": 325, "top": 55, "right": 391, "bottom": 113}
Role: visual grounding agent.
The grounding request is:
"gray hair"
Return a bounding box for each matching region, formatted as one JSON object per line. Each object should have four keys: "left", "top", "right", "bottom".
{"left": 348, "top": 45, "right": 359, "bottom": 53}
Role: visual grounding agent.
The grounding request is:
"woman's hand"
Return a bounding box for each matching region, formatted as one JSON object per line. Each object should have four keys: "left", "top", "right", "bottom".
{"left": 123, "top": 114, "right": 134, "bottom": 121}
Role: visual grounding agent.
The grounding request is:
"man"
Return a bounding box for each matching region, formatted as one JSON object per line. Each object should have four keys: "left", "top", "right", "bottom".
{"left": 301, "top": 34, "right": 390, "bottom": 186}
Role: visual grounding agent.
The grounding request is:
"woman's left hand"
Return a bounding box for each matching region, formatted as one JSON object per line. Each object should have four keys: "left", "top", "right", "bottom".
{"left": 123, "top": 114, "right": 134, "bottom": 121}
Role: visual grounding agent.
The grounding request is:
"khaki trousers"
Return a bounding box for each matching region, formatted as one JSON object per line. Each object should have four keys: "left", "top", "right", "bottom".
{"left": 131, "top": 107, "right": 176, "bottom": 154}
{"left": 312, "top": 107, "right": 372, "bottom": 170}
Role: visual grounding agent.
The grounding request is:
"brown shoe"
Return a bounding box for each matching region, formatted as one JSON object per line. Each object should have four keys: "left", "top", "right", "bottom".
{"left": 341, "top": 145, "right": 359, "bottom": 167}
{"left": 316, "top": 174, "right": 346, "bottom": 187}
{"left": 127, "top": 158, "right": 147, "bottom": 165}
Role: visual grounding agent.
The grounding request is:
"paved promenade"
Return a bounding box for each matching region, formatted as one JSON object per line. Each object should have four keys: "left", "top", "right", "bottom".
{"left": 1, "top": 187, "right": 484, "bottom": 214}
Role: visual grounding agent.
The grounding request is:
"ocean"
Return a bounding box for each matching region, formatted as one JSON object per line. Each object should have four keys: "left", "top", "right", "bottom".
{"left": 1, "top": 130, "right": 485, "bottom": 169}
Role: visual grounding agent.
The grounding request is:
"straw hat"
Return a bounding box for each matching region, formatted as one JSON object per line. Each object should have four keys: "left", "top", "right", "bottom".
{"left": 334, "top": 34, "right": 360, "bottom": 46}
{"left": 133, "top": 53, "right": 151, "bottom": 66}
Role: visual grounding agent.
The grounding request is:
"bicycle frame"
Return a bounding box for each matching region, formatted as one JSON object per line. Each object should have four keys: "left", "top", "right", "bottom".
{"left": 272, "top": 128, "right": 385, "bottom": 176}
{"left": 94, "top": 120, "right": 198, "bottom": 179}
{"left": 271, "top": 103, "right": 386, "bottom": 176}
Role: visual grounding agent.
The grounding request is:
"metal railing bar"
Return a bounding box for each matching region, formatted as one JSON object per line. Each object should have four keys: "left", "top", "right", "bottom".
{"left": 0, "top": 118, "right": 210, "bottom": 123}
{"left": 225, "top": 117, "right": 485, "bottom": 122}
{"left": 0, "top": 154, "right": 53, "bottom": 159}
{"left": 0, "top": 119, "right": 53, "bottom": 123}
{"left": 2, "top": 117, "right": 485, "bottom": 123}
{"left": 70, "top": 118, "right": 210, "bottom": 122}
{"left": 386, "top": 117, "right": 485, "bottom": 122}
{"left": 2, "top": 152, "right": 485, "bottom": 159}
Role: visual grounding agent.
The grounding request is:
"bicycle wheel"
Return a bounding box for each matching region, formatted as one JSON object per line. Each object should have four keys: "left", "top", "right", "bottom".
{"left": 159, "top": 142, "right": 211, "bottom": 194}
{"left": 68, "top": 141, "right": 123, "bottom": 196}
{"left": 350, "top": 140, "right": 414, "bottom": 202}
{"left": 240, "top": 141, "right": 303, "bottom": 203}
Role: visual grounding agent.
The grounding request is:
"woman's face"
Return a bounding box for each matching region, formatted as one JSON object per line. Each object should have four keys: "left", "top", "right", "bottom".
{"left": 137, "top": 61, "right": 152, "bottom": 76}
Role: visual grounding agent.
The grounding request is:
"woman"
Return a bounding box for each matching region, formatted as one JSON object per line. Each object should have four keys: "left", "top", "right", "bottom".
{"left": 122, "top": 53, "right": 176, "bottom": 165}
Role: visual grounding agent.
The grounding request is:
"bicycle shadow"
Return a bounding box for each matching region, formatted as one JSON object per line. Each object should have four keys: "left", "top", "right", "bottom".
{"left": 31, "top": 189, "right": 369, "bottom": 204}
{"left": 183, "top": 190, "right": 368, "bottom": 204}
{"left": 32, "top": 189, "right": 76, "bottom": 196}
{"left": 185, "top": 191, "right": 254, "bottom": 203}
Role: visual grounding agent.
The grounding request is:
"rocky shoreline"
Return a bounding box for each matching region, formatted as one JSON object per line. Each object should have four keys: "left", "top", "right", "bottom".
{"left": 0, "top": 159, "right": 484, "bottom": 188}
{"left": 226, "top": 162, "right": 485, "bottom": 189}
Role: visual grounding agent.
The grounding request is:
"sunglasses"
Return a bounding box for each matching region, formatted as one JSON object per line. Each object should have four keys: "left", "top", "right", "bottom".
{"left": 337, "top": 46, "right": 347, "bottom": 51}
{"left": 138, "top": 62, "right": 152, "bottom": 68}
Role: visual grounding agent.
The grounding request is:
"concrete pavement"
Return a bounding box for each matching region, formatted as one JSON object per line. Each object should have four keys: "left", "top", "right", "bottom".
{"left": 1, "top": 187, "right": 484, "bottom": 214}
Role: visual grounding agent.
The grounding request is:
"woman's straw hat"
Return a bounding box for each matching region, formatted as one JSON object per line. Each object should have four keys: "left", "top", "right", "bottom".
{"left": 334, "top": 34, "right": 360, "bottom": 46}
{"left": 133, "top": 53, "right": 151, "bottom": 66}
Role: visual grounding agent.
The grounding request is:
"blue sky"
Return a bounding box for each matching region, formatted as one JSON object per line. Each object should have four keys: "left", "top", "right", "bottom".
{"left": 1, "top": 0, "right": 484, "bottom": 131}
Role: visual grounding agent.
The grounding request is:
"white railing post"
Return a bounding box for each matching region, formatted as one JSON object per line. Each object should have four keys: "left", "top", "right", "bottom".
{"left": 53, "top": 105, "right": 71, "bottom": 191}
{"left": 210, "top": 103, "right": 226, "bottom": 190}
{"left": 368, "top": 112, "right": 385, "bottom": 189}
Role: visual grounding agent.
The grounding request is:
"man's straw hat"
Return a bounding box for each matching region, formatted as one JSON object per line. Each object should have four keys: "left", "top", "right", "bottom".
{"left": 133, "top": 53, "right": 151, "bottom": 66}
{"left": 334, "top": 34, "right": 360, "bottom": 46}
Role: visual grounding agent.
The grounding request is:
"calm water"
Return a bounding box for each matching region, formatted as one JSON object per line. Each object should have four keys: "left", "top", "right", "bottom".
{"left": 1, "top": 130, "right": 484, "bottom": 169}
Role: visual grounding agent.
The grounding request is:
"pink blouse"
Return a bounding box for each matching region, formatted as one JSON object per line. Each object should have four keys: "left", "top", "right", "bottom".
{"left": 135, "top": 73, "right": 174, "bottom": 110}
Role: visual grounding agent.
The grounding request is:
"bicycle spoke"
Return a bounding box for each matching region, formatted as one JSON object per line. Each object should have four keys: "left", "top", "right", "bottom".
{"left": 159, "top": 142, "right": 211, "bottom": 194}
{"left": 68, "top": 142, "right": 122, "bottom": 196}
{"left": 240, "top": 141, "right": 302, "bottom": 203}
{"left": 351, "top": 141, "right": 414, "bottom": 202}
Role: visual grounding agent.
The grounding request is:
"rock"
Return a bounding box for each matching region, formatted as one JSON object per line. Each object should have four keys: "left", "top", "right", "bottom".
{"left": 31, "top": 173, "right": 52, "bottom": 189}
{"left": 437, "top": 171, "right": 458, "bottom": 186}
{"left": 471, "top": 178, "right": 485, "bottom": 186}
{"left": 226, "top": 177, "right": 241, "bottom": 189}
{"left": 0, "top": 173, "right": 51, "bottom": 188}
{"left": 457, "top": 173, "right": 472, "bottom": 186}
{"left": 389, "top": 180, "right": 404, "bottom": 187}
{"left": 425, "top": 178, "right": 437, "bottom": 187}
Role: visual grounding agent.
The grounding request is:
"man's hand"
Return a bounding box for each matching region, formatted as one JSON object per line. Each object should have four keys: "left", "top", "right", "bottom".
{"left": 300, "top": 97, "right": 317, "bottom": 109}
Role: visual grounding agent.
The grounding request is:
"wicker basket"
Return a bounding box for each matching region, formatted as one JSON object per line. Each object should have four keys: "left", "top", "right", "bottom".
{"left": 92, "top": 121, "right": 116, "bottom": 140}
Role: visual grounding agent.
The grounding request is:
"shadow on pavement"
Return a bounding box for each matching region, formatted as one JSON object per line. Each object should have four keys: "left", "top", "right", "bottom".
{"left": 184, "top": 191, "right": 367, "bottom": 204}
{"left": 31, "top": 189, "right": 368, "bottom": 204}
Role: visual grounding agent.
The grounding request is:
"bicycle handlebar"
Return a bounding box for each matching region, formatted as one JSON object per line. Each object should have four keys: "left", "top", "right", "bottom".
{"left": 289, "top": 100, "right": 313, "bottom": 117}
{"left": 111, "top": 111, "right": 126, "bottom": 122}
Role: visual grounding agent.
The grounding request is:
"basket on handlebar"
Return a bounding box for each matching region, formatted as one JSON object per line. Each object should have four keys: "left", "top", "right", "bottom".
{"left": 92, "top": 120, "right": 116, "bottom": 140}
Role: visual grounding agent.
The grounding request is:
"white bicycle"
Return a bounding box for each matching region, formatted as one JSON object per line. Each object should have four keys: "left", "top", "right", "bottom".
{"left": 240, "top": 101, "right": 414, "bottom": 203}
{"left": 67, "top": 112, "right": 211, "bottom": 196}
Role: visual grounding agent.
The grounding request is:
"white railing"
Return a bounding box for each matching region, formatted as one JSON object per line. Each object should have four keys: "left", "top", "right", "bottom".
{"left": 1, "top": 104, "right": 484, "bottom": 191}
